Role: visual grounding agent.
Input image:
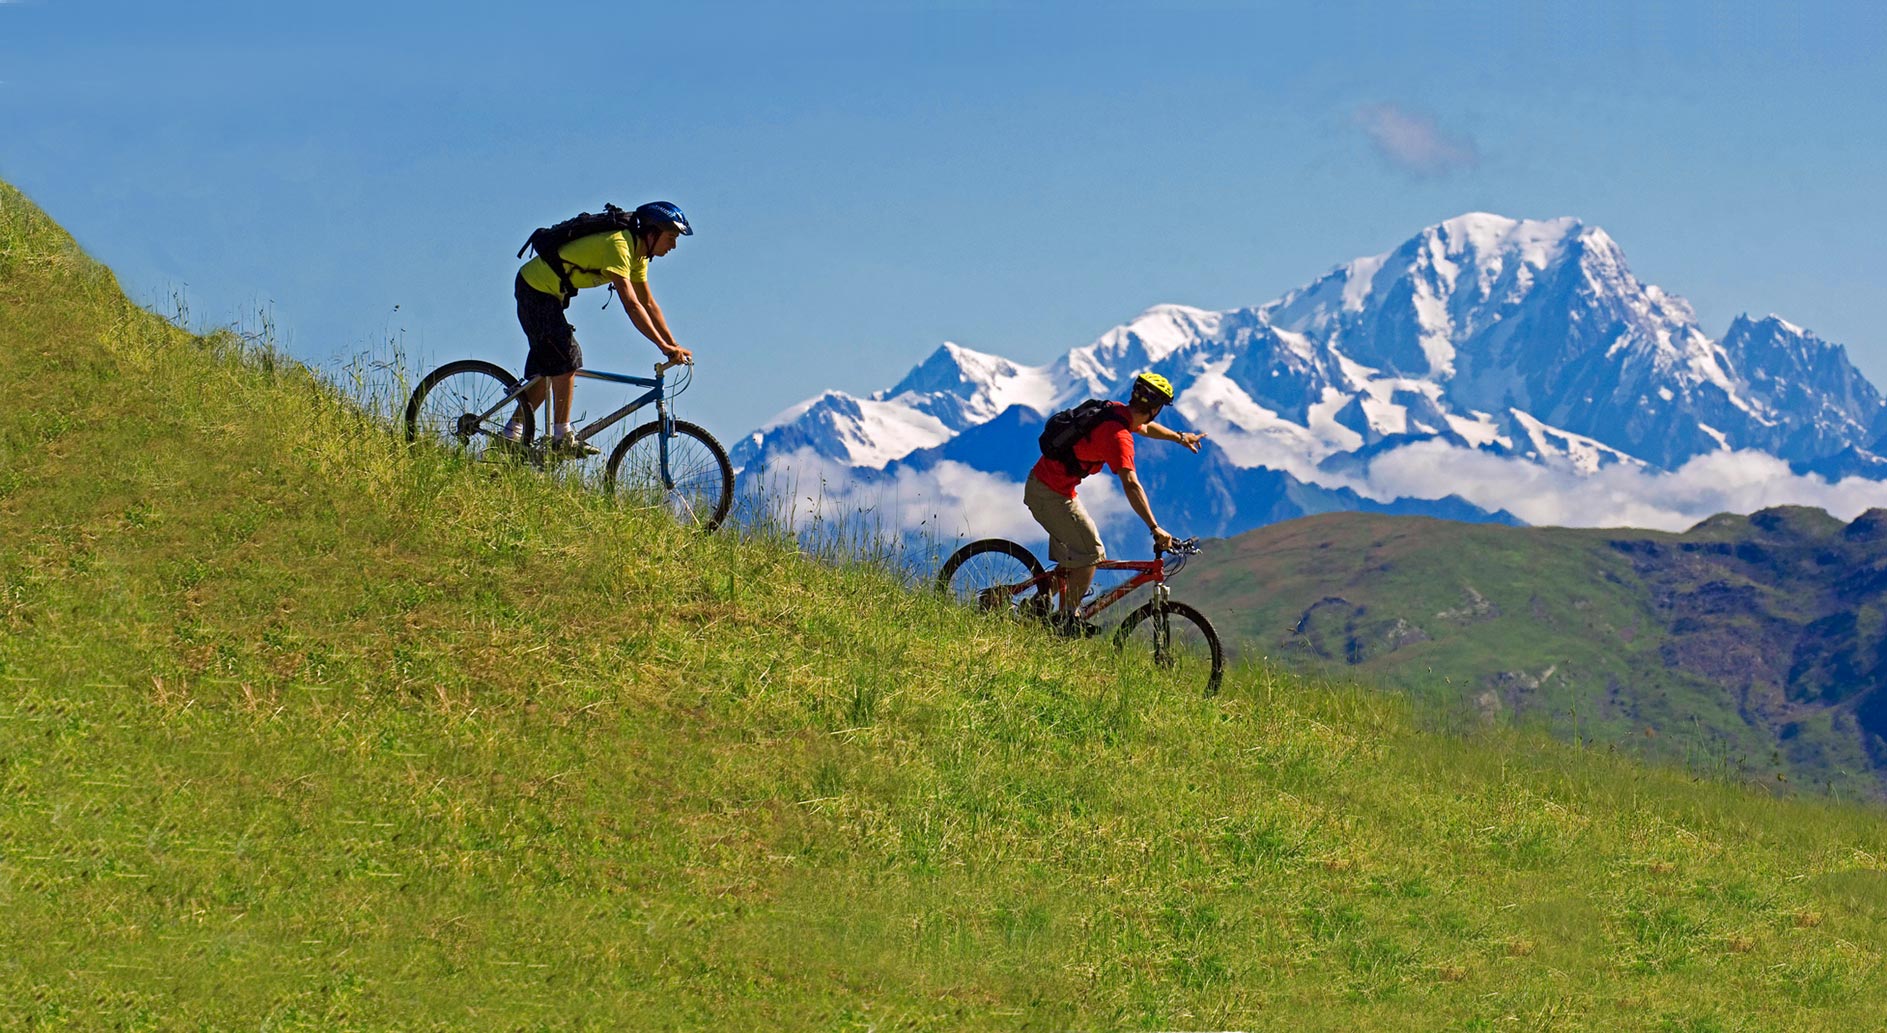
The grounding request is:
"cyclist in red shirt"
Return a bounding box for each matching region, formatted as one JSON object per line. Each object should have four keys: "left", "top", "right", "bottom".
{"left": 1024, "top": 372, "right": 1205, "bottom": 635}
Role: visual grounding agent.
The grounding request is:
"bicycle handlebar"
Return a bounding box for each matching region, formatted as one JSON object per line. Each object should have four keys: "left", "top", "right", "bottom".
{"left": 1157, "top": 536, "right": 1202, "bottom": 557}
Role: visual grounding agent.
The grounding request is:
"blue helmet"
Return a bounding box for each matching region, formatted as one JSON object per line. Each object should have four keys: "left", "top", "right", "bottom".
{"left": 633, "top": 201, "right": 692, "bottom": 237}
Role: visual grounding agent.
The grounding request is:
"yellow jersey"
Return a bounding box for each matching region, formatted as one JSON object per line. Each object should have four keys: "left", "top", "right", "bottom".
{"left": 518, "top": 230, "right": 649, "bottom": 299}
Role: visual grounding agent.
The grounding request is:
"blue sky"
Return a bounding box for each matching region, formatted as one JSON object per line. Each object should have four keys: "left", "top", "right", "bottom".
{"left": 4, "top": 0, "right": 1885, "bottom": 442}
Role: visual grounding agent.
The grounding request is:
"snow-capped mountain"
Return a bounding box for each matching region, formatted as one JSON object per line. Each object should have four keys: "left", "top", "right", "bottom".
{"left": 735, "top": 213, "right": 1887, "bottom": 540}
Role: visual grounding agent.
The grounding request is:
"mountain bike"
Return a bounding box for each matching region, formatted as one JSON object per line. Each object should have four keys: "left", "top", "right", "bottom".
{"left": 935, "top": 536, "right": 1225, "bottom": 695}
{"left": 403, "top": 357, "right": 735, "bottom": 532}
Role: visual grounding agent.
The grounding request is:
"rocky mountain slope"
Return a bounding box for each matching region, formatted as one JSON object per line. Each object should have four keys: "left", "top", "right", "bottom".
{"left": 1174, "top": 505, "right": 1887, "bottom": 798}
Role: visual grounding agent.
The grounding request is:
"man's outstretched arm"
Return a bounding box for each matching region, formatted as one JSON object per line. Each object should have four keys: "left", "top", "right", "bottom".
{"left": 1138, "top": 421, "right": 1205, "bottom": 452}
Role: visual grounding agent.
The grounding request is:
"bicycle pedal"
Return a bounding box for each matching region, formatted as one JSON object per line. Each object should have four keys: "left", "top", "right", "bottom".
{"left": 1053, "top": 615, "right": 1100, "bottom": 639}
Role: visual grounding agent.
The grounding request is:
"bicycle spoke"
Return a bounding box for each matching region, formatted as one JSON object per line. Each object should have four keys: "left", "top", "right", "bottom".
{"left": 1114, "top": 600, "right": 1224, "bottom": 696}
{"left": 405, "top": 361, "right": 526, "bottom": 463}
{"left": 960, "top": 554, "right": 1030, "bottom": 610}
{"left": 605, "top": 420, "right": 735, "bottom": 531}
{"left": 621, "top": 443, "right": 714, "bottom": 509}
{"left": 936, "top": 539, "right": 1049, "bottom": 617}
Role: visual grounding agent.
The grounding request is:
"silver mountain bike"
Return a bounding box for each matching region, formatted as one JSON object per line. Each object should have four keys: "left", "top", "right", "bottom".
{"left": 403, "top": 357, "right": 734, "bottom": 532}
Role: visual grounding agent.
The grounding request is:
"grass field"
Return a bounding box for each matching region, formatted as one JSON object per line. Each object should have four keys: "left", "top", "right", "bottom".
{"left": 5, "top": 179, "right": 1887, "bottom": 1030}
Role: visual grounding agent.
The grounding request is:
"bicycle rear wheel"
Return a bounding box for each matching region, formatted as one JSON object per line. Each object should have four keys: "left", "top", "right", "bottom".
{"left": 1114, "top": 598, "right": 1225, "bottom": 696}
{"left": 935, "top": 539, "right": 1051, "bottom": 619}
{"left": 603, "top": 419, "right": 735, "bottom": 532}
{"left": 404, "top": 359, "right": 529, "bottom": 461}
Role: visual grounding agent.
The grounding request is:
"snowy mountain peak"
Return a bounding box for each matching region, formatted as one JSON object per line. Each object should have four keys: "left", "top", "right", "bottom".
{"left": 881, "top": 341, "right": 1019, "bottom": 399}
{"left": 1428, "top": 212, "right": 1584, "bottom": 268}
{"left": 1055, "top": 303, "right": 1223, "bottom": 400}
{"left": 732, "top": 386, "right": 957, "bottom": 473}
{"left": 1767, "top": 314, "right": 1807, "bottom": 336}
{"left": 737, "top": 338, "right": 1061, "bottom": 472}
{"left": 1734, "top": 313, "right": 1816, "bottom": 341}
{"left": 1268, "top": 214, "right": 1593, "bottom": 348}
{"left": 738, "top": 212, "right": 1887, "bottom": 525}
{"left": 1089, "top": 304, "right": 1222, "bottom": 364}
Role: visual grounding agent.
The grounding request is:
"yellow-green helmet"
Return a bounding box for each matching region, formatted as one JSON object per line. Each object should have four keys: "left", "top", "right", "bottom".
{"left": 1131, "top": 372, "right": 1175, "bottom": 407}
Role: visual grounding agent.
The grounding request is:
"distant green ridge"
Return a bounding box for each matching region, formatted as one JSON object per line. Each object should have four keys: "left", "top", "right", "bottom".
{"left": 1178, "top": 510, "right": 1887, "bottom": 800}
{"left": 4, "top": 179, "right": 1887, "bottom": 1030}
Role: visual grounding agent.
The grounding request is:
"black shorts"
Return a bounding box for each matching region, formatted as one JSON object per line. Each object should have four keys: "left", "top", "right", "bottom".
{"left": 516, "top": 273, "right": 583, "bottom": 378}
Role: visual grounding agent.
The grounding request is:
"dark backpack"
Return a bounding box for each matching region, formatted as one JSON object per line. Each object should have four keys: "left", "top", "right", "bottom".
{"left": 1038, "top": 399, "right": 1129, "bottom": 477}
{"left": 516, "top": 203, "right": 640, "bottom": 299}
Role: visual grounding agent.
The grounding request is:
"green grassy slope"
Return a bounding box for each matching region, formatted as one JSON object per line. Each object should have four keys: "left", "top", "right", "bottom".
{"left": 5, "top": 180, "right": 1887, "bottom": 1030}
{"left": 1175, "top": 512, "right": 1887, "bottom": 800}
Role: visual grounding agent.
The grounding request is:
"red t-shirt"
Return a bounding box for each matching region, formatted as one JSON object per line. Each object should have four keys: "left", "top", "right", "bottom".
{"left": 1030, "top": 402, "right": 1135, "bottom": 498}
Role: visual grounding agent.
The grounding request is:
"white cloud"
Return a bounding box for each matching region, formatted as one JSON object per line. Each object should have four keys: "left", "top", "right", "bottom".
{"left": 1353, "top": 103, "right": 1480, "bottom": 179}
{"left": 750, "top": 449, "right": 1149, "bottom": 557}
{"left": 752, "top": 449, "right": 1040, "bottom": 542}
{"left": 1353, "top": 441, "right": 1887, "bottom": 530}
{"left": 755, "top": 439, "right": 1887, "bottom": 551}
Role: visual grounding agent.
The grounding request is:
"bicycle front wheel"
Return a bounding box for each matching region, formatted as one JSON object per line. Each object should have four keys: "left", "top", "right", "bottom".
{"left": 935, "top": 538, "right": 1050, "bottom": 618}
{"left": 1114, "top": 598, "right": 1225, "bottom": 696}
{"left": 404, "top": 359, "right": 529, "bottom": 461}
{"left": 603, "top": 419, "right": 735, "bottom": 532}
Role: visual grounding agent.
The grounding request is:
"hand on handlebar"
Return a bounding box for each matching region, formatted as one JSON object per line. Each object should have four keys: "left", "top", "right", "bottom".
{"left": 1151, "top": 526, "right": 1176, "bottom": 554}
{"left": 660, "top": 343, "right": 694, "bottom": 367}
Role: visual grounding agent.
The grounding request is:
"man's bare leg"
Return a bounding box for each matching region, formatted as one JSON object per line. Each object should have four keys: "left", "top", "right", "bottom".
{"left": 1061, "top": 562, "right": 1096, "bottom": 619}
{"left": 548, "top": 373, "right": 574, "bottom": 431}
{"left": 520, "top": 373, "right": 576, "bottom": 435}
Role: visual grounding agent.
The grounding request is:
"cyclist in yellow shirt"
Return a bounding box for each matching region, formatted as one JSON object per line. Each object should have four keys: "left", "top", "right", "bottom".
{"left": 505, "top": 201, "right": 694, "bottom": 455}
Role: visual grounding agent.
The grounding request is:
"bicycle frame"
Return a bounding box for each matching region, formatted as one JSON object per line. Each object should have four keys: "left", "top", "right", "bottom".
{"left": 1001, "top": 556, "right": 1171, "bottom": 622}
{"left": 469, "top": 362, "right": 683, "bottom": 482}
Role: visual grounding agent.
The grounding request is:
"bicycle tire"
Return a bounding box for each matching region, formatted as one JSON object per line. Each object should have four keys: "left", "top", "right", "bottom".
{"left": 1113, "top": 598, "right": 1225, "bottom": 696}
{"left": 935, "top": 538, "right": 1051, "bottom": 618}
{"left": 602, "top": 419, "right": 735, "bottom": 532}
{"left": 404, "top": 359, "right": 530, "bottom": 461}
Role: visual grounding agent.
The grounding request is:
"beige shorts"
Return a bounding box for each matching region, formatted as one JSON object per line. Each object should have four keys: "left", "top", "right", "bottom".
{"left": 1024, "top": 474, "right": 1105, "bottom": 568}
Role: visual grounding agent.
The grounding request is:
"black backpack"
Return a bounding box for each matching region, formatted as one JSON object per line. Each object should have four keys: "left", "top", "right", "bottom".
{"left": 516, "top": 203, "right": 640, "bottom": 298}
{"left": 1038, "top": 399, "right": 1129, "bottom": 477}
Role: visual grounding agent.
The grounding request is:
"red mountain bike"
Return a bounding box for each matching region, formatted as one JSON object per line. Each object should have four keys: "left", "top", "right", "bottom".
{"left": 936, "top": 536, "right": 1225, "bottom": 695}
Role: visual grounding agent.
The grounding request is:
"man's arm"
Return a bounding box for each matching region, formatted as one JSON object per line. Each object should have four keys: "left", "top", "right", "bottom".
{"left": 632, "top": 280, "right": 683, "bottom": 353}
{"left": 1117, "top": 468, "right": 1175, "bottom": 552}
{"left": 1138, "top": 420, "right": 1206, "bottom": 453}
{"left": 611, "top": 274, "right": 692, "bottom": 364}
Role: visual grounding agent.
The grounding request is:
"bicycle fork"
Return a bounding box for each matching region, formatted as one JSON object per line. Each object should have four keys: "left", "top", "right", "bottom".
{"left": 1151, "top": 583, "right": 1173, "bottom": 664}
{"left": 655, "top": 393, "right": 677, "bottom": 489}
